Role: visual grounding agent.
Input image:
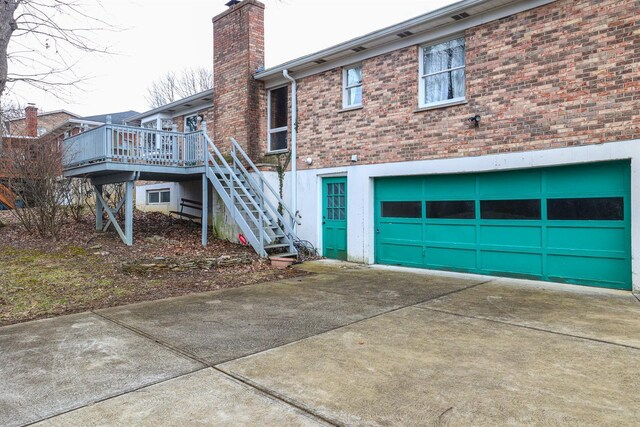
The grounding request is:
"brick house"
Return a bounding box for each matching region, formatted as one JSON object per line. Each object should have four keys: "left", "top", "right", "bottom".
{"left": 63, "top": 0, "right": 639, "bottom": 291}
{"left": 223, "top": 0, "right": 639, "bottom": 290}
{"left": 4, "top": 106, "right": 79, "bottom": 137}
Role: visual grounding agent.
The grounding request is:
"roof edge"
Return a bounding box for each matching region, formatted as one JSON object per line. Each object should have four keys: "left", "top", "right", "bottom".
{"left": 255, "top": 0, "right": 536, "bottom": 80}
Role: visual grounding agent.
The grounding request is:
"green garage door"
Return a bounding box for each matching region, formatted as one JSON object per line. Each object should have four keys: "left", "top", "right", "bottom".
{"left": 374, "top": 161, "right": 631, "bottom": 290}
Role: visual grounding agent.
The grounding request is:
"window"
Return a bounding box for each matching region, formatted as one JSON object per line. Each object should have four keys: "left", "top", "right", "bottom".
{"left": 381, "top": 201, "right": 422, "bottom": 218}
{"left": 419, "top": 37, "right": 466, "bottom": 108}
{"left": 161, "top": 119, "right": 174, "bottom": 132}
{"left": 142, "top": 120, "right": 157, "bottom": 129}
{"left": 147, "top": 189, "right": 170, "bottom": 205}
{"left": 185, "top": 114, "right": 199, "bottom": 132}
{"left": 481, "top": 199, "right": 541, "bottom": 220}
{"left": 343, "top": 64, "right": 362, "bottom": 108}
{"left": 548, "top": 197, "right": 624, "bottom": 221}
{"left": 427, "top": 201, "right": 475, "bottom": 219}
{"left": 327, "top": 183, "right": 346, "bottom": 220}
{"left": 268, "top": 86, "right": 288, "bottom": 152}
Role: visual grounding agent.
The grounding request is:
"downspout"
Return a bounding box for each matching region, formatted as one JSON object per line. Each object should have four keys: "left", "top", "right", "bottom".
{"left": 282, "top": 69, "right": 297, "bottom": 231}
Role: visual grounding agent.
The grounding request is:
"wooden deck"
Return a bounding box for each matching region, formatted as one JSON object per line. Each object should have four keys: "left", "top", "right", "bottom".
{"left": 62, "top": 124, "right": 207, "bottom": 181}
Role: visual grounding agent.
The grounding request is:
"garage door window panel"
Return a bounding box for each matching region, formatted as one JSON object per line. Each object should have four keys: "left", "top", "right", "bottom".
{"left": 547, "top": 197, "right": 624, "bottom": 221}
{"left": 481, "top": 199, "right": 541, "bottom": 220}
{"left": 381, "top": 201, "right": 422, "bottom": 218}
{"left": 427, "top": 201, "right": 475, "bottom": 219}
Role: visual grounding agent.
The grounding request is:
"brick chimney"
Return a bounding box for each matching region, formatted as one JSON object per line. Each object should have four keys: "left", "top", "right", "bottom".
{"left": 25, "top": 104, "right": 38, "bottom": 137}
{"left": 212, "top": 0, "right": 265, "bottom": 157}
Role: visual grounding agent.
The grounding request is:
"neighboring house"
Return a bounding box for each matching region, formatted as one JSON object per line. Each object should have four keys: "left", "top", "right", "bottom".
{"left": 62, "top": 0, "right": 640, "bottom": 292}
{"left": 4, "top": 106, "right": 79, "bottom": 137}
{"left": 1, "top": 105, "right": 139, "bottom": 209}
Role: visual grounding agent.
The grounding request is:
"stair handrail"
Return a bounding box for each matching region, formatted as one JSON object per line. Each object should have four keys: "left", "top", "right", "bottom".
{"left": 230, "top": 137, "right": 301, "bottom": 227}
{"left": 205, "top": 154, "right": 273, "bottom": 249}
{"left": 229, "top": 147, "right": 296, "bottom": 242}
{"left": 204, "top": 135, "right": 273, "bottom": 229}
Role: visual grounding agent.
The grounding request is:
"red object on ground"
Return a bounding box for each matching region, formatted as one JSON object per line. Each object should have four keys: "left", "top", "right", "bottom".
{"left": 238, "top": 234, "right": 248, "bottom": 245}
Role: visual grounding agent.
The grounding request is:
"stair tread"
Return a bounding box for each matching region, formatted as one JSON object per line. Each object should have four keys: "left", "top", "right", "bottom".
{"left": 264, "top": 243, "right": 291, "bottom": 249}
{"left": 269, "top": 252, "right": 298, "bottom": 259}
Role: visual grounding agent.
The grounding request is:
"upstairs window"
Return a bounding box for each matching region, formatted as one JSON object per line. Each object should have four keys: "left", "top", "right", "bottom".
{"left": 419, "top": 37, "right": 466, "bottom": 108}
{"left": 268, "top": 86, "right": 288, "bottom": 152}
{"left": 343, "top": 64, "right": 363, "bottom": 108}
{"left": 185, "top": 114, "right": 199, "bottom": 132}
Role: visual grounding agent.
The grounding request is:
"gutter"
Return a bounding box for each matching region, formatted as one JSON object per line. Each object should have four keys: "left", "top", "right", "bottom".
{"left": 282, "top": 69, "right": 298, "bottom": 231}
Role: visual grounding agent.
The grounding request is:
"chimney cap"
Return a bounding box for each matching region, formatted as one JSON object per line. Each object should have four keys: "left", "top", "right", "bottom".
{"left": 225, "top": 0, "right": 240, "bottom": 6}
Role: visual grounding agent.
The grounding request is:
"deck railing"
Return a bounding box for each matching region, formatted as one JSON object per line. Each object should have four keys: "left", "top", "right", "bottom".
{"left": 63, "top": 124, "right": 205, "bottom": 169}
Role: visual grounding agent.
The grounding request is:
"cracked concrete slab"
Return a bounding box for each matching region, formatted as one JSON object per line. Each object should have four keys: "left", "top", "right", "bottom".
{"left": 220, "top": 307, "right": 640, "bottom": 426}
{"left": 35, "top": 368, "right": 327, "bottom": 427}
{"left": 96, "top": 280, "right": 400, "bottom": 365}
{"left": 292, "top": 261, "right": 484, "bottom": 305}
{"left": 0, "top": 313, "right": 203, "bottom": 427}
{"left": 419, "top": 279, "right": 640, "bottom": 348}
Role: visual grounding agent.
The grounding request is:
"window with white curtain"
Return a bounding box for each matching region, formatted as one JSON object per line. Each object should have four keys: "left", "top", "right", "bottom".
{"left": 419, "top": 37, "right": 466, "bottom": 108}
{"left": 343, "top": 64, "right": 362, "bottom": 108}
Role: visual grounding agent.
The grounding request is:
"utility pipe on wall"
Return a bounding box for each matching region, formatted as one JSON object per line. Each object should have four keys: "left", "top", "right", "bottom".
{"left": 283, "top": 69, "right": 298, "bottom": 231}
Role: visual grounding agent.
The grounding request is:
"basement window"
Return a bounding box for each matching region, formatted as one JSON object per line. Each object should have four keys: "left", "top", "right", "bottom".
{"left": 419, "top": 37, "right": 466, "bottom": 108}
{"left": 343, "top": 64, "right": 363, "bottom": 108}
{"left": 268, "top": 86, "right": 288, "bottom": 152}
{"left": 147, "top": 189, "right": 170, "bottom": 205}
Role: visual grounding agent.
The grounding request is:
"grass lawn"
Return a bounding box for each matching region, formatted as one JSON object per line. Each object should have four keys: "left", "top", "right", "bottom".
{"left": 0, "top": 211, "right": 306, "bottom": 325}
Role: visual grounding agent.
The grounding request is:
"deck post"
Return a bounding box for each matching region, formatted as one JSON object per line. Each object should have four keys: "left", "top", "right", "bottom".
{"left": 94, "top": 184, "right": 104, "bottom": 231}
{"left": 202, "top": 173, "right": 209, "bottom": 247}
{"left": 125, "top": 180, "right": 134, "bottom": 246}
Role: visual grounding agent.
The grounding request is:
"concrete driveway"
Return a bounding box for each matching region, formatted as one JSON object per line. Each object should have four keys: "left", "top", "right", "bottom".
{"left": 1, "top": 261, "right": 639, "bottom": 426}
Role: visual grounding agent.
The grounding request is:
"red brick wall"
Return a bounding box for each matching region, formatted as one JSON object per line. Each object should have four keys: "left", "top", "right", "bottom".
{"left": 265, "top": 0, "right": 639, "bottom": 170}
{"left": 213, "top": 0, "right": 265, "bottom": 157}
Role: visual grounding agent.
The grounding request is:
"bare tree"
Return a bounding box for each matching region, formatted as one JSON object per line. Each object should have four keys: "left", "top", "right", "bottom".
{"left": 2, "top": 135, "right": 70, "bottom": 238}
{"left": 0, "top": 97, "right": 25, "bottom": 135}
{"left": 0, "top": 0, "right": 113, "bottom": 102}
{"left": 146, "top": 67, "right": 213, "bottom": 108}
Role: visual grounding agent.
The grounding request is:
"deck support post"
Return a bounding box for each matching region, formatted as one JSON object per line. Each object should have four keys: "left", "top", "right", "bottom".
{"left": 94, "top": 184, "right": 104, "bottom": 231}
{"left": 124, "top": 180, "right": 134, "bottom": 246}
{"left": 202, "top": 172, "right": 209, "bottom": 247}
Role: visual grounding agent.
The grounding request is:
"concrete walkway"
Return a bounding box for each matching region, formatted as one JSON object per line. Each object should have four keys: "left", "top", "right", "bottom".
{"left": 1, "top": 261, "right": 639, "bottom": 426}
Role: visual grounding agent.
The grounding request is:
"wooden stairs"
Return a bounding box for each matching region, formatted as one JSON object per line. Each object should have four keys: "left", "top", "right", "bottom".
{"left": 0, "top": 184, "right": 16, "bottom": 209}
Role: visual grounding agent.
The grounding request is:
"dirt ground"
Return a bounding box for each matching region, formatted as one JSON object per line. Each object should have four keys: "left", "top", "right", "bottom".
{"left": 0, "top": 210, "right": 307, "bottom": 325}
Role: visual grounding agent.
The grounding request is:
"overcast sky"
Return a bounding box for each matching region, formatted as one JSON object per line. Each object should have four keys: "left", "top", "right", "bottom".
{"left": 9, "top": 0, "right": 458, "bottom": 116}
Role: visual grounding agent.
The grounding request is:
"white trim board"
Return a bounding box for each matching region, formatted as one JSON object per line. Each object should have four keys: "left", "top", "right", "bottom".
{"left": 292, "top": 139, "right": 640, "bottom": 291}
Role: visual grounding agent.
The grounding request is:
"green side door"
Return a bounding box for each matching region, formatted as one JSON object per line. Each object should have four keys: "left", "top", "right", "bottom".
{"left": 374, "top": 161, "right": 631, "bottom": 290}
{"left": 322, "top": 177, "right": 348, "bottom": 260}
